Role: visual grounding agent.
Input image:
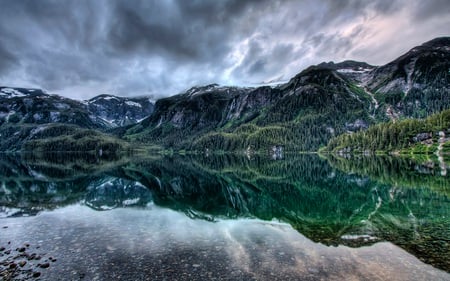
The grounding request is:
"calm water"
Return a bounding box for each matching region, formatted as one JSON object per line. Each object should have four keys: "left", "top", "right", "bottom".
{"left": 0, "top": 153, "right": 449, "bottom": 280}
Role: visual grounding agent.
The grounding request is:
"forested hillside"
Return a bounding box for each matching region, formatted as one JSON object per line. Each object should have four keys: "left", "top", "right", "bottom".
{"left": 123, "top": 67, "right": 374, "bottom": 151}
{"left": 326, "top": 109, "right": 450, "bottom": 154}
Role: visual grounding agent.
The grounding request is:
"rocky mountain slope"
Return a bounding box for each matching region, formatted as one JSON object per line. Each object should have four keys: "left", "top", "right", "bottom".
{"left": 0, "top": 87, "right": 153, "bottom": 151}
{"left": 360, "top": 37, "right": 450, "bottom": 120}
{"left": 123, "top": 67, "right": 376, "bottom": 151}
{"left": 0, "top": 87, "right": 100, "bottom": 129}
{"left": 0, "top": 87, "right": 154, "bottom": 129}
{"left": 87, "top": 94, "right": 154, "bottom": 127}
{"left": 123, "top": 37, "right": 450, "bottom": 151}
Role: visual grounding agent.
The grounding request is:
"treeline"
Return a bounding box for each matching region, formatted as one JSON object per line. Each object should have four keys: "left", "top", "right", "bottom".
{"left": 191, "top": 121, "right": 337, "bottom": 152}
{"left": 326, "top": 109, "right": 450, "bottom": 153}
{"left": 23, "top": 126, "right": 129, "bottom": 154}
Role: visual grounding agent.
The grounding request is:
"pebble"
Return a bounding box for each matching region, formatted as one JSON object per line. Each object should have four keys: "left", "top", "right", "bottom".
{"left": 17, "top": 247, "right": 26, "bottom": 252}
{"left": 19, "top": 260, "right": 27, "bottom": 267}
{"left": 0, "top": 246, "right": 5, "bottom": 251}
{"left": 38, "top": 262, "right": 50, "bottom": 268}
{"left": 9, "top": 262, "right": 17, "bottom": 269}
{"left": 33, "top": 272, "right": 41, "bottom": 278}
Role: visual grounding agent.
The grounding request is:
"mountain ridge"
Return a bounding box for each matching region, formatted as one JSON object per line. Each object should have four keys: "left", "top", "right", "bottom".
{"left": 0, "top": 37, "right": 449, "bottom": 152}
{"left": 122, "top": 37, "right": 449, "bottom": 151}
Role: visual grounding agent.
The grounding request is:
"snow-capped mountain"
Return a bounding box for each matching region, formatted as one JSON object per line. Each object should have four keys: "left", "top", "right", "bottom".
{"left": 0, "top": 87, "right": 154, "bottom": 128}
{"left": 86, "top": 94, "right": 154, "bottom": 127}
{"left": 0, "top": 87, "right": 100, "bottom": 128}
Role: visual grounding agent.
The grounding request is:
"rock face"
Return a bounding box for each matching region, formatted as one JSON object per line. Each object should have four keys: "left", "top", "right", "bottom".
{"left": 87, "top": 94, "right": 154, "bottom": 127}
{"left": 140, "top": 84, "right": 251, "bottom": 131}
{"left": 361, "top": 37, "right": 450, "bottom": 119}
{"left": 412, "top": 132, "right": 433, "bottom": 143}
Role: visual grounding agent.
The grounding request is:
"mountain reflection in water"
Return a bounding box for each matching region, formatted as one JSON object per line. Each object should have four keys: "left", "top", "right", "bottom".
{"left": 0, "top": 152, "right": 449, "bottom": 278}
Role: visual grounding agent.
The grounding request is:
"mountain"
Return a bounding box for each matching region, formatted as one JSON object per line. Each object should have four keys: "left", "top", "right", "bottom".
{"left": 87, "top": 94, "right": 154, "bottom": 127}
{"left": 0, "top": 87, "right": 154, "bottom": 129}
{"left": 0, "top": 87, "right": 100, "bottom": 128}
{"left": 121, "top": 37, "right": 450, "bottom": 152}
{"left": 122, "top": 69, "right": 356, "bottom": 150}
{"left": 316, "top": 60, "right": 376, "bottom": 81}
{"left": 359, "top": 37, "right": 450, "bottom": 120}
{"left": 123, "top": 68, "right": 374, "bottom": 151}
{"left": 0, "top": 87, "right": 153, "bottom": 151}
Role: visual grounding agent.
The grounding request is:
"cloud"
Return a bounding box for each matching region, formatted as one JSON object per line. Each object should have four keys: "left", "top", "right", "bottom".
{"left": 0, "top": 0, "right": 448, "bottom": 100}
{"left": 0, "top": 44, "right": 17, "bottom": 73}
{"left": 412, "top": 0, "right": 450, "bottom": 20}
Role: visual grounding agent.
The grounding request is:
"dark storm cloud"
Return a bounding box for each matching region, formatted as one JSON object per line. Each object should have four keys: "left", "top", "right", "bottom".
{"left": 231, "top": 39, "right": 298, "bottom": 82}
{"left": 0, "top": 0, "right": 448, "bottom": 99}
{"left": 0, "top": 44, "right": 17, "bottom": 73}
{"left": 412, "top": 0, "right": 450, "bottom": 20}
{"left": 106, "top": 0, "right": 273, "bottom": 62}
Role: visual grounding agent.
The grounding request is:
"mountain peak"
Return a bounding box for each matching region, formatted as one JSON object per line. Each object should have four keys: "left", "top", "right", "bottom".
{"left": 316, "top": 60, "right": 375, "bottom": 71}
{"left": 0, "top": 87, "right": 48, "bottom": 98}
{"left": 421, "top": 36, "right": 450, "bottom": 48}
{"left": 88, "top": 94, "right": 122, "bottom": 103}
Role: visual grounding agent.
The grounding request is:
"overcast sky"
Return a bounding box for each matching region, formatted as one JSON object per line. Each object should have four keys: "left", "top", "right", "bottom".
{"left": 0, "top": 0, "right": 449, "bottom": 100}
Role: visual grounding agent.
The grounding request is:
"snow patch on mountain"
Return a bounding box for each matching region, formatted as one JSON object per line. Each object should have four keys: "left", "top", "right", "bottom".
{"left": 54, "top": 103, "right": 71, "bottom": 110}
{"left": 30, "top": 125, "right": 49, "bottom": 137}
{"left": 50, "top": 111, "right": 61, "bottom": 122}
{"left": 125, "top": 101, "right": 142, "bottom": 107}
{"left": 336, "top": 68, "right": 373, "bottom": 74}
{"left": 0, "top": 88, "right": 26, "bottom": 98}
{"left": 102, "top": 96, "right": 120, "bottom": 101}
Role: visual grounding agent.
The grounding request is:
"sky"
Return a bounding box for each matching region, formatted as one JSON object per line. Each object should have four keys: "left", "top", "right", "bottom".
{"left": 0, "top": 0, "right": 449, "bottom": 100}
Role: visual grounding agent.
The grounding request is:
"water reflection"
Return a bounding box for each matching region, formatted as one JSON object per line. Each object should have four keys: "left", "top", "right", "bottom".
{"left": 2, "top": 206, "right": 448, "bottom": 281}
{"left": 0, "top": 152, "right": 449, "bottom": 273}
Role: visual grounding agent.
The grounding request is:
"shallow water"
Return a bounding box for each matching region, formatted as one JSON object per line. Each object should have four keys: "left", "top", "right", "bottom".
{"left": 0, "top": 153, "right": 449, "bottom": 280}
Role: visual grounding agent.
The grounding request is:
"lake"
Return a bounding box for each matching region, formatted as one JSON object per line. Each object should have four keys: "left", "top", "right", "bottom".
{"left": 0, "top": 153, "right": 449, "bottom": 280}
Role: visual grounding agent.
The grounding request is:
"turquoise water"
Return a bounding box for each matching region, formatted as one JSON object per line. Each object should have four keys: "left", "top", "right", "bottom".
{"left": 0, "top": 153, "right": 449, "bottom": 280}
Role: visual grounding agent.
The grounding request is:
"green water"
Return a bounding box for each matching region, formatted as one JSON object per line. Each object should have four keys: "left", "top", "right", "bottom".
{"left": 0, "top": 153, "right": 449, "bottom": 280}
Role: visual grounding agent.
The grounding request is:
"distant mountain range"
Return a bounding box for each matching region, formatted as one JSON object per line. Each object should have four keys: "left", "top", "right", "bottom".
{"left": 0, "top": 88, "right": 154, "bottom": 129}
{"left": 0, "top": 88, "right": 153, "bottom": 151}
{"left": 0, "top": 37, "right": 449, "bottom": 152}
